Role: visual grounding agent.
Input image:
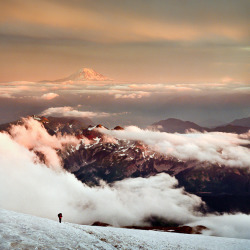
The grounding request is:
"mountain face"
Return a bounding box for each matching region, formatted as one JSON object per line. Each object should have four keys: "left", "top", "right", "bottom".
{"left": 211, "top": 124, "right": 250, "bottom": 134}
{"left": 64, "top": 132, "right": 250, "bottom": 194}
{"left": 61, "top": 126, "right": 250, "bottom": 193}
{"left": 57, "top": 68, "right": 112, "bottom": 81}
{"left": 41, "top": 116, "right": 94, "bottom": 135}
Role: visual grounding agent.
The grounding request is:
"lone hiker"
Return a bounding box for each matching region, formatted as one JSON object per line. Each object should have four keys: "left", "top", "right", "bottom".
{"left": 58, "top": 213, "right": 63, "bottom": 223}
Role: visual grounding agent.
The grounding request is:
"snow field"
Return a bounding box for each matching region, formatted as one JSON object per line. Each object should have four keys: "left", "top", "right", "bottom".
{"left": 0, "top": 208, "right": 250, "bottom": 250}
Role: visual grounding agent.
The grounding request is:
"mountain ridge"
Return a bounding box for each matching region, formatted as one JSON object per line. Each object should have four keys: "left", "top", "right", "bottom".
{"left": 150, "top": 117, "right": 250, "bottom": 134}
{"left": 229, "top": 117, "right": 250, "bottom": 127}
{"left": 151, "top": 118, "right": 207, "bottom": 133}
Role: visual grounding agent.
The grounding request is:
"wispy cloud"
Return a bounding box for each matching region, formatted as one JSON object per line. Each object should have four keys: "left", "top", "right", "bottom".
{"left": 41, "top": 93, "right": 59, "bottom": 100}
{"left": 40, "top": 106, "right": 110, "bottom": 118}
{"left": 1, "top": 1, "right": 248, "bottom": 44}
{"left": 114, "top": 92, "right": 150, "bottom": 99}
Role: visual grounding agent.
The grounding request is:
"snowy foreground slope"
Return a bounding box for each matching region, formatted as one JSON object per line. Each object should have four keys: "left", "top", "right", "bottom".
{"left": 0, "top": 209, "right": 250, "bottom": 250}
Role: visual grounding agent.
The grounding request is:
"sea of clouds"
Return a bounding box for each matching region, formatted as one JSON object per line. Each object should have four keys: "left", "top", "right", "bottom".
{"left": 0, "top": 118, "right": 250, "bottom": 239}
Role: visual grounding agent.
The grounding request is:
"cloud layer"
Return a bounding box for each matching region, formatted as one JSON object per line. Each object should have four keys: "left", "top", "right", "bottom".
{"left": 1, "top": 80, "right": 249, "bottom": 99}
{"left": 8, "top": 117, "right": 79, "bottom": 169}
{"left": 0, "top": 76, "right": 249, "bottom": 128}
{"left": 99, "top": 126, "right": 250, "bottom": 167}
{"left": 1, "top": 0, "right": 248, "bottom": 44}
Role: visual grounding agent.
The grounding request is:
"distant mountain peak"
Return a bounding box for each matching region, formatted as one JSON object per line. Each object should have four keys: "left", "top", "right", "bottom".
{"left": 58, "top": 67, "right": 112, "bottom": 81}
{"left": 229, "top": 116, "right": 250, "bottom": 127}
{"left": 150, "top": 118, "right": 207, "bottom": 133}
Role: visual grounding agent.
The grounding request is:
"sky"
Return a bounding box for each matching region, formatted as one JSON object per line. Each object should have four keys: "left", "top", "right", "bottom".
{"left": 0, "top": 0, "right": 249, "bottom": 126}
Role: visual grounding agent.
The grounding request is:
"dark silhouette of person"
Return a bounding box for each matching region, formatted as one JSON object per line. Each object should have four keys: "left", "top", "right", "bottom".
{"left": 58, "top": 213, "right": 62, "bottom": 223}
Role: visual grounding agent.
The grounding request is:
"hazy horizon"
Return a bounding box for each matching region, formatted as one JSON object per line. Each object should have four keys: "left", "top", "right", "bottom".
{"left": 0, "top": 68, "right": 249, "bottom": 128}
{"left": 0, "top": 0, "right": 249, "bottom": 127}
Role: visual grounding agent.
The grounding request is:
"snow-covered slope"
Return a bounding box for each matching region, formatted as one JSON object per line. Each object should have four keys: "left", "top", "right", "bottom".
{"left": 58, "top": 67, "right": 112, "bottom": 81}
{"left": 0, "top": 209, "right": 249, "bottom": 250}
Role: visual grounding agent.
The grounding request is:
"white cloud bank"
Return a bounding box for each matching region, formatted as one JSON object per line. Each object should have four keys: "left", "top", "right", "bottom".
{"left": 41, "top": 93, "right": 59, "bottom": 100}
{"left": 189, "top": 214, "right": 250, "bottom": 240}
{"left": 8, "top": 117, "right": 79, "bottom": 169}
{"left": 99, "top": 126, "right": 250, "bottom": 167}
{"left": 1, "top": 79, "right": 248, "bottom": 100}
{"left": 40, "top": 106, "right": 110, "bottom": 118}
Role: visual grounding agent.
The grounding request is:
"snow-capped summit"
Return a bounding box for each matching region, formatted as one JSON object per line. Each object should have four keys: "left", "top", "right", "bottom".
{"left": 59, "top": 68, "right": 112, "bottom": 81}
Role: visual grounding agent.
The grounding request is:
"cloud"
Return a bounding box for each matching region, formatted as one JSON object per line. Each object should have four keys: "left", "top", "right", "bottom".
{"left": 1, "top": 1, "right": 248, "bottom": 44}
{"left": 128, "top": 84, "right": 164, "bottom": 90}
{"left": 188, "top": 214, "right": 250, "bottom": 239}
{"left": 114, "top": 92, "right": 150, "bottom": 99}
{"left": 98, "top": 126, "right": 250, "bottom": 167}
{"left": 8, "top": 117, "right": 79, "bottom": 169}
{"left": 1, "top": 78, "right": 249, "bottom": 101}
{"left": 41, "top": 93, "right": 59, "bottom": 100}
{"left": 0, "top": 93, "right": 13, "bottom": 98}
{"left": 40, "top": 106, "right": 110, "bottom": 118}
